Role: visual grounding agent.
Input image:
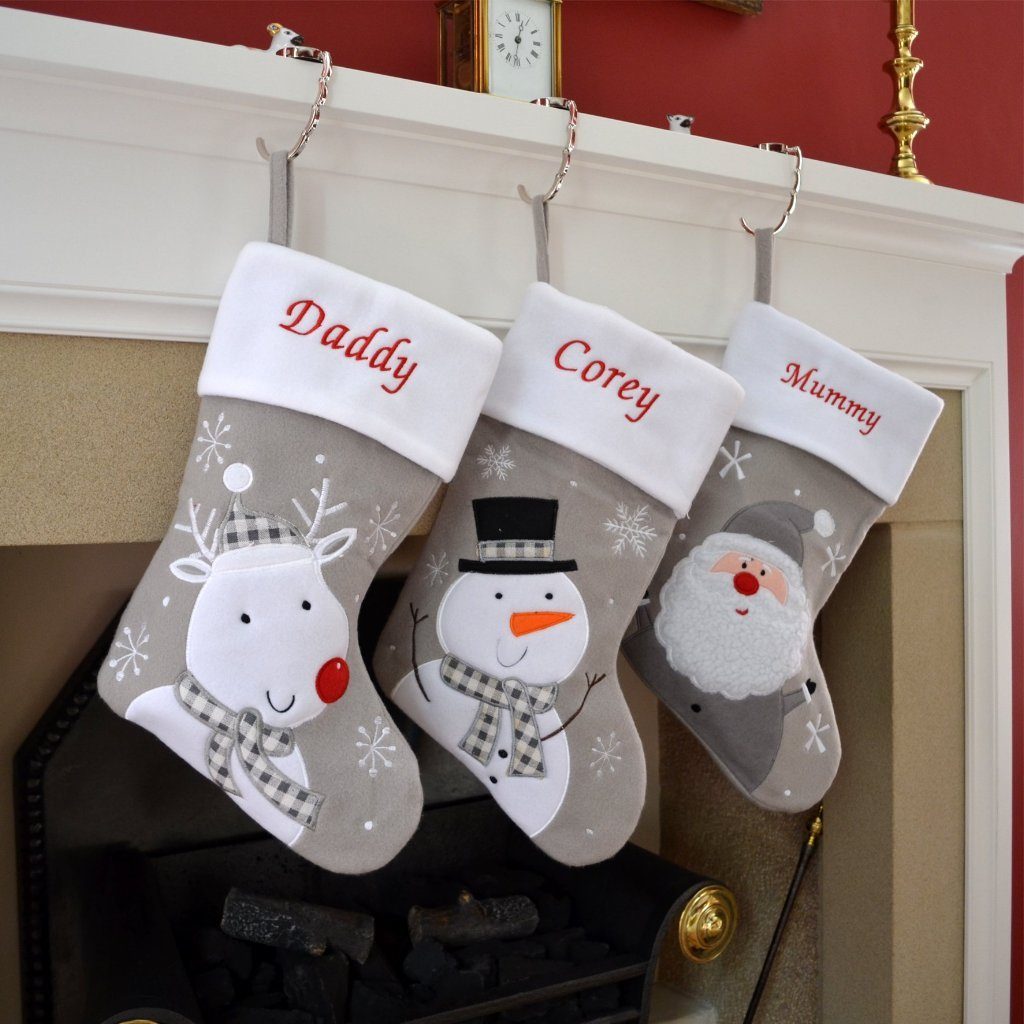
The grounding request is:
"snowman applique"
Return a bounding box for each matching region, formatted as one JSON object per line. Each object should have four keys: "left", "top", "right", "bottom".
{"left": 392, "top": 497, "right": 589, "bottom": 838}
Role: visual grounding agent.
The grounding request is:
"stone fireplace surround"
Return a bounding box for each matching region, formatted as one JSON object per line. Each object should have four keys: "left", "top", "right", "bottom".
{"left": 0, "top": 8, "right": 1021, "bottom": 1022}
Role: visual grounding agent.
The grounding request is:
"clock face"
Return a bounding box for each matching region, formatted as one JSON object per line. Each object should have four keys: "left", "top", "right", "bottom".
{"left": 488, "top": 0, "right": 554, "bottom": 101}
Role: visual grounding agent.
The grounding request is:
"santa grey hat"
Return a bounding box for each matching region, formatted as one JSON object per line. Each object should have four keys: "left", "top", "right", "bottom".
{"left": 217, "top": 495, "right": 305, "bottom": 554}
{"left": 721, "top": 501, "right": 834, "bottom": 567}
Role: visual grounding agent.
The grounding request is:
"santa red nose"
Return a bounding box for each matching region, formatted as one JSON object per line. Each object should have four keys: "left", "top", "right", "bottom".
{"left": 315, "top": 657, "right": 349, "bottom": 703}
{"left": 733, "top": 571, "right": 760, "bottom": 597}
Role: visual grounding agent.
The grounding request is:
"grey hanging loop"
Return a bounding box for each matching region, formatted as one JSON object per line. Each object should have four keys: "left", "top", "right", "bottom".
{"left": 754, "top": 227, "right": 774, "bottom": 305}
{"left": 517, "top": 98, "right": 578, "bottom": 283}
{"left": 532, "top": 194, "right": 550, "bottom": 285}
{"left": 268, "top": 150, "right": 293, "bottom": 247}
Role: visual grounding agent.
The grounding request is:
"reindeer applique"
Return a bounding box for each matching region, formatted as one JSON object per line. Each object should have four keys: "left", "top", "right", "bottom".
{"left": 125, "top": 465, "right": 357, "bottom": 847}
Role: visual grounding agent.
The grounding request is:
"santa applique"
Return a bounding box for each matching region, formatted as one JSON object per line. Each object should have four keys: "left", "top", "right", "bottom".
{"left": 652, "top": 500, "right": 834, "bottom": 793}
{"left": 391, "top": 497, "right": 589, "bottom": 838}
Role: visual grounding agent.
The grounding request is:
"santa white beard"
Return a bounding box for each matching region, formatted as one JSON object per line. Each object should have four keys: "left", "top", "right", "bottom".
{"left": 654, "top": 533, "right": 811, "bottom": 700}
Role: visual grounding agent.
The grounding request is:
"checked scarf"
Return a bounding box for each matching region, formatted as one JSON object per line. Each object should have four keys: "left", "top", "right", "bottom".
{"left": 175, "top": 672, "right": 323, "bottom": 830}
{"left": 440, "top": 654, "right": 558, "bottom": 778}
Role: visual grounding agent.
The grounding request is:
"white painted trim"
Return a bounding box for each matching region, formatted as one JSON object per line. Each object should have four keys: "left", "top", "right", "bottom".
{"left": 0, "top": 10, "right": 1021, "bottom": 1020}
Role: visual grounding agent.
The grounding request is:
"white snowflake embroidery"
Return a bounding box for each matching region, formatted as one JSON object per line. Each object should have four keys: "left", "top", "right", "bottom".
{"left": 356, "top": 716, "right": 397, "bottom": 777}
{"left": 108, "top": 624, "right": 150, "bottom": 682}
{"left": 367, "top": 501, "right": 400, "bottom": 555}
{"left": 804, "top": 714, "right": 832, "bottom": 754}
{"left": 589, "top": 732, "right": 623, "bottom": 779}
{"left": 477, "top": 443, "right": 516, "bottom": 481}
{"left": 718, "top": 440, "right": 752, "bottom": 481}
{"left": 195, "top": 412, "right": 232, "bottom": 472}
{"left": 424, "top": 551, "right": 450, "bottom": 587}
{"left": 821, "top": 543, "right": 847, "bottom": 578}
{"left": 605, "top": 503, "right": 657, "bottom": 557}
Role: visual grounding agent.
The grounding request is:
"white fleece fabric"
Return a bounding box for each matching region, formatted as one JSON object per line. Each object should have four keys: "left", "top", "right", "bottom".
{"left": 723, "top": 302, "right": 944, "bottom": 504}
{"left": 483, "top": 283, "right": 745, "bottom": 518}
{"left": 199, "top": 243, "right": 502, "bottom": 482}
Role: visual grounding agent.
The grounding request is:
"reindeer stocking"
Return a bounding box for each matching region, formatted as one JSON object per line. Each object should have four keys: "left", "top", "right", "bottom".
{"left": 100, "top": 242, "right": 500, "bottom": 873}
{"left": 373, "top": 284, "right": 743, "bottom": 865}
{"left": 622, "top": 299, "right": 943, "bottom": 811}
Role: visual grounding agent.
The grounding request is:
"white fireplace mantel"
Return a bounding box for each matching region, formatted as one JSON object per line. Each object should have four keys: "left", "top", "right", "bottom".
{"left": 1, "top": 9, "right": 1022, "bottom": 1024}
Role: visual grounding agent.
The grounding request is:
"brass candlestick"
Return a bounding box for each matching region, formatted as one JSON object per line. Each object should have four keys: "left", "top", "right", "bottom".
{"left": 884, "top": 0, "right": 930, "bottom": 183}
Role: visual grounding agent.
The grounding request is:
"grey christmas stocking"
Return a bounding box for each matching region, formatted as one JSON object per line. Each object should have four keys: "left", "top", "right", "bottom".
{"left": 100, "top": 242, "right": 501, "bottom": 872}
{"left": 373, "top": 283, "right": 742, "bottom": 865}
{"left": 623, "top": 300, "right": 943, "bottom": 811}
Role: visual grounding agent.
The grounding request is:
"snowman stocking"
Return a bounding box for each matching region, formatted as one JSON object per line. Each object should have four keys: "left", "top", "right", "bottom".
{"left": 373, "top": 284, "right": 743, "bottom": 865}
{"left": 100, "top": 242, "right": 500, "bottom": 873}
{"left": 623, "top": 300, "right": 943, "bottom": 811}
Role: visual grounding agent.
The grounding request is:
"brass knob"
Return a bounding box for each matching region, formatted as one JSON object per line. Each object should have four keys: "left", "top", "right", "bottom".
{"left": 678, "top": 884, "right": 738, "bottom": 964}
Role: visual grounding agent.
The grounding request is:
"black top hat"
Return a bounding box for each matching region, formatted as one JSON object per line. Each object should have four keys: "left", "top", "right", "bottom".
{"left": 458, "top": 497, "right": 578, "bottom": 575}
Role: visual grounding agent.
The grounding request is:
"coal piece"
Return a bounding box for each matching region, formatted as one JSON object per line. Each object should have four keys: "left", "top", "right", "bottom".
{"left": 567, "top": 939, "right": 611, "bottom": 964}
{"left": 533, "top": 892, "right": 572, "bottom": 933}
{"left": 539, "top": 928, "right": 586, "bottom": 960}
{"left": 222, "top": 889, "right": 374, "bottom": 963}
{"left": 194, "top": 965, "right": 235, "bottom": 1008}
{"left": 349, "top": 980, "right": 406, "bottom": 1024}
{"left": 498, "top": 957, "right": 573, "bottom": 986}
{"left": 280, "top": 950, "right": 348, "bottom": 1024}
{"left": 461, "top": 937, "right": 546, "bottom": 959}
{"left": 403, "top": 939, "right": 458, "bottom": 986}
{"left": 250, "top": 959, "right": 280, "bottom": 994}
{"left": 434, "top": 968, "right": 486, "bottom": 1007}
{"left": 542, "top": 997, "right": 583, "bottom": 1024}
{"left": 455, "top": 948, "right": 497, "bottom": 986}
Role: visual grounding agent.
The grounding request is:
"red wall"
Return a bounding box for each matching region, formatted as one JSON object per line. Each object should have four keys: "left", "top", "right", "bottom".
{"left": 3, "top": 0, "right": 1023, "bottom": 1015}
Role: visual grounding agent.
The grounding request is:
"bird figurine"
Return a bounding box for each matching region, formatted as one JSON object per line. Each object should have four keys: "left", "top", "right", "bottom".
{"left": 266, "top": 23, "right": 305, "bottom": 54}
{"left": 667, "top": 114, "right": 695, "bottom": 134}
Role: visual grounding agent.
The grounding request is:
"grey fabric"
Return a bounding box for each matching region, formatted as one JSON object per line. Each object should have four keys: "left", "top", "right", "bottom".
{"left": 531, "top": 194, "right": 550, "bottom": 284}
{"left": 268, "top": 150, "right": 293, "bottom": 247}
{"left": 374, "top": 416, "right": 676, "bottom": 866}
{"left": 100, "top": 395, "right": 439, "bottom": 873}
{"left": 722, "top": 500, "right": 818, "bottom": 567}
{"left": 622, "top": 427, "right": 886, "bottom": 812}
{"left": 754, "top": 227, "right": 774, "bottom": 305}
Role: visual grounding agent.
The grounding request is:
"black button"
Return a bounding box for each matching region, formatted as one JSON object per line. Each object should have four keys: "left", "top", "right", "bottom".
{"left": 489, "top": 776, "right": 498, "bottom": 785}
{"left": 690, "top": 703, "right": 702, "bottom": 713}
{"left": 806, "top": 680, "right": 817, "bottom": 694}
{"left": 498, "top": 749, "right": 508, "bottom": 759}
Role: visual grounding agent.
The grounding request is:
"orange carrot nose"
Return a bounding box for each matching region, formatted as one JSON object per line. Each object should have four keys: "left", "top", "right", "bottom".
{"left": 509, "top": 611, "right": 575, "bottom": 637}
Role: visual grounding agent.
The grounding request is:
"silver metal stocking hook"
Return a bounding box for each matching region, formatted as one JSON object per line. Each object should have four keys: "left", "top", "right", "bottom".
{"left": 740, "top": 143, "right": 803, "bottom": 236}
{"left": 517, "top": 98, "right": 579, "bottom": 205}
{"left": 256, "top": 47, "right": 334, "bottom": 162}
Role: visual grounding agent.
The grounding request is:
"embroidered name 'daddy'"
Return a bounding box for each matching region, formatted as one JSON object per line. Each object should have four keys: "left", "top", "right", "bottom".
{"left": 780, "top": 363, "right": 881, "bottom": 436}
{"left": 554, "top": 340, "right": 660, "bottom": 423}
{"left": 278, "top": 300, "right": 418, "bottom": 395}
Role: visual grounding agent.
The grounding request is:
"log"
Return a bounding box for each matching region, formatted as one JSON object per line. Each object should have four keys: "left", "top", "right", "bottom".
{"left": 221, "top": 888, "right": 374, "bottom": 963}
{"left": 408, "top": 889, "right": 539, "bottom": 948}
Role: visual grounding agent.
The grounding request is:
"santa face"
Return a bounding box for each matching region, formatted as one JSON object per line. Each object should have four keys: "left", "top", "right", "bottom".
{"left": 437, "top": 571, "right": 589, "bottom": 686}
{"left": 654, "top": 532, "right": 811, "bottom": 700}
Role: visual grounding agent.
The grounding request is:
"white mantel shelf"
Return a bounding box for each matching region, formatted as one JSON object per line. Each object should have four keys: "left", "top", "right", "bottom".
{"left": 0, "top": 7, "right": 1021, "bottom": 349}
{"left": 1, "top": 10, "right": 1022, "bottom": 1024}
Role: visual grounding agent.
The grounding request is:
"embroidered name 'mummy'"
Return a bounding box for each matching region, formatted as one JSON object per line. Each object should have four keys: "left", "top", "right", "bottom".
{"left": 279, "top": 299, "right": 418, "bottom": 395}
{"left": 554, "top": 339, "right": 660, "bottom": 423}
{"left": 781, "top": 362, "right": 881, "bottom": 436}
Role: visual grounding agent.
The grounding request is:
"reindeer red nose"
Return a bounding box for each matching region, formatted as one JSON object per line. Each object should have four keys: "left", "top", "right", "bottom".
{"left": 733, "top": 571, "right": 760, "bottom": 597}
{"left": 316, "top": 658, "right": 349, "bottom": 704}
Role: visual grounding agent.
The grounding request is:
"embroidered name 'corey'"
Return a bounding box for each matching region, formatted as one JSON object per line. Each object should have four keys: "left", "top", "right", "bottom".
{"left": 279, "top": 299, "right": 418, "bottom": 395}
{"left": 554, "top": 340, "right": 660, "bottom": 423}
{"left": 781, "top": 363, "right": 881, "bottom": 436}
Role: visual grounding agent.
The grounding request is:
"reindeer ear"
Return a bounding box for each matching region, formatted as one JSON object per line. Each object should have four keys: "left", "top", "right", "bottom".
{"left": 170, "top": 556, "right": 213, "bottom": 583}
{"left": 315, "top": 528, "right": 357, "bottom": 566}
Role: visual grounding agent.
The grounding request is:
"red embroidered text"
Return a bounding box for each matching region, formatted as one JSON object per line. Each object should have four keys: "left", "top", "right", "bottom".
{"left": 279, "top": 299, "right": 418, "bottom": 395}
{"left": 554, "top": 340, "right": 660, "bottom": 423}
{"left": 780, "top": 363, "right": 881, "bottom": 436}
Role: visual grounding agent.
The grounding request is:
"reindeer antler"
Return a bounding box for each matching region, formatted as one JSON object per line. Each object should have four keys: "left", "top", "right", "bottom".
{"left": 291, "top": 478, "right": 348, "bottom": 543}
{"left": 173, "top": 499, "right": 218, "bottom": 562}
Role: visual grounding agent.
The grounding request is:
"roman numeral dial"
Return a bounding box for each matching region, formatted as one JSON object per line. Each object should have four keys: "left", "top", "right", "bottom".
{"left": 492, "top": 9, "right": 544, "bottom": 67}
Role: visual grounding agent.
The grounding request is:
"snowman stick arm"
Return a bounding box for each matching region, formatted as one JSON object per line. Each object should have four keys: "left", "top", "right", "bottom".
{"left": 540, "top": 672, "right": 606, "bottom": 741}
{"left": 409, "top": 603, "right": 432, "bottom": 703}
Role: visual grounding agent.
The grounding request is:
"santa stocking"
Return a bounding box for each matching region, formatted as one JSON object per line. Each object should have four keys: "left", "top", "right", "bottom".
{"left": 372, "top": 284, "right": 743, "bottom": 865}
{"left": 623, "top": 298, "right": 943, "bottom": 811}
{"left": 100, "top": 242, "right": 500, "bottom": 872}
